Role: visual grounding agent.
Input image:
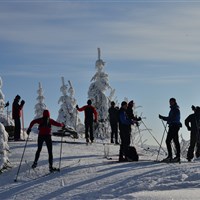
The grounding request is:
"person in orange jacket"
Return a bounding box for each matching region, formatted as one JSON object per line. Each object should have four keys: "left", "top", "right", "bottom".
{"left": 27, "top": 109, "right": 64, "bottom": 172}
{"left": 76, "top": 99, "right": 97, "bottom": 143}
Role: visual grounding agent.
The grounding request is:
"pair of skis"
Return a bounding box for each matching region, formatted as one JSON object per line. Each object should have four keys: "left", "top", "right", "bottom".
{"left": 24, "top": 159, "right": 81, "bottom": 181}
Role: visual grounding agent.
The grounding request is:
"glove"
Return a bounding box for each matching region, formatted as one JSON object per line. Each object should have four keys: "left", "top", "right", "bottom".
{"left": 187, "top": 126, "right": 191, "bottom": 131}
{"left": 21, "top": 100, "right": 25, "bottom": 105}
{"left": 159, "top": 114, "right": 163, "bottom": 120}
{"left": 76, "top": 105, "right": 79, "bottom": 109}
{"left": 27, "top": 128, "right": 31, "bottom": 135}
{"left": 62, "top": 124, "right": 65, "bottom": 130}
{"left": 137, "top": 117, "right": 142, "bottom": 121}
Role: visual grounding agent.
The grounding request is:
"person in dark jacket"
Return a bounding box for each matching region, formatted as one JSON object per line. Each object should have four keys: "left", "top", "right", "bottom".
{"left": 108, "top": 101, "right": 119, "bottom": 144}
{"left": 12, "top": 95, "right": 25, "bottom": 141}
{"left": 119, "top": 101, "right": 136, "bottom": 162}
{"left": 126, "top": 100, "right": 141, "bottom": 132}
{"left": 27, "top": 110, "right": 64, "bottom": 172}
{"left": 185, "top": 105, "right": 200, "bottom": 161}
{"left": 159, "top": 98, "right": 182, "bottom": 162}
{"left": 76, "top": 99, "right": 98, "bottom": 143}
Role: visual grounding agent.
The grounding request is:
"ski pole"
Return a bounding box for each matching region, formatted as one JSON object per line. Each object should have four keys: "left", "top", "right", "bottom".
{"left": 22, "top": 109, "right": 25, "bottom": 140}
{"left": 14, "top": 134, "right": 30, "bottom": 182}
{"left": 141, "top": 120, "right": 167, "bottom": 154}
{"left": 156, "top": 120, "right": 168, "bottom": 161}
{"left": 58, "top": 127, "right": 64, "bottom": 171}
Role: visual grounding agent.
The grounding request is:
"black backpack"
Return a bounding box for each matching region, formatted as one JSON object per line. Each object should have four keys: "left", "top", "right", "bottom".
{"left": 126, "top": 146, "right": 139, "bottom": 161}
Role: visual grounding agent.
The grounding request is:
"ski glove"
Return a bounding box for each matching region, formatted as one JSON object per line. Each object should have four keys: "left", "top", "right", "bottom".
{"left": 62, "top": 124, "right": 66, "bottom": 130}
{"left": 21, "top": 100, "right": 25, "bottom": 105}
{"left": 158, "top": 114, "right": 164, "bottom": 120}
{"left": 76, "top": 105, "right": 79, "bottom": 109}
{"left": 27, "top": 128, "right": 31, "bottom": 135}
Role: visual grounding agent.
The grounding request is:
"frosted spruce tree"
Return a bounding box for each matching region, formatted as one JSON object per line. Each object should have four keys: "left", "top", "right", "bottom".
{"left": 56, "top": 77, "right": 83, "bottom": 131}
{"left": 34, "top": 82, "right": 47, "bottom": 119}
{"left": 0, "top": 123, "right": 10, "bottom": 172}
{"left": 0, "top": 77, "right": 12, "bottom": 172}
{"left": 88, "top": 48, "right": 115, "bottom": 139}
{"left": 0, "top": 76, "right": 14, "bottom": 129}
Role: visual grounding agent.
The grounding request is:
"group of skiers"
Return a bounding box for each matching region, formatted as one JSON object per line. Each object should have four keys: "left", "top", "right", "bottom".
{"left": 11, "top": 94, "right": 200, "bottom": 171}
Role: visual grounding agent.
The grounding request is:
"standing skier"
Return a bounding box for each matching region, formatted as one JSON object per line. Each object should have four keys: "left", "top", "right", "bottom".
{"left": 76, "top": 99, "right": 98, "bottom": 144}
{"left": 126, "top": 100, "right": 141, "bottom": 132}
{"left": 185, "top": 105, "right": 200, "bottom": 161}
{"left": 108, "top": 101, "right": 119, "bottom": 144}
{"left": 159, "top": 98, "right": 182, "bottom": 162}
{"left": 27, "top": 110, "right": 64, "bottom": 172}
{"left": 12, "top": 95, "right": 25, "bottom": 141}
{"left": 118, "top": 101, "right": 136, "bottom": 162}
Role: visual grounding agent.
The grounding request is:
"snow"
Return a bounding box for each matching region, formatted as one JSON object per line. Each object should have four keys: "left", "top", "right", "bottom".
{"left": 1, "top": 134, "right": 200, "bottom": 200}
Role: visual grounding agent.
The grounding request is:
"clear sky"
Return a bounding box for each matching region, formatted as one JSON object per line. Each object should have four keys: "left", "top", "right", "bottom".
{"left": 1, "top": 0, "right": 200, "bottom": 145}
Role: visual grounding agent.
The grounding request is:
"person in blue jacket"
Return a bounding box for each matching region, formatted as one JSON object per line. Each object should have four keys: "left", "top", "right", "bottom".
{"left": 159, "top": 98, "right": 182, "bottom": 162}
{"left": 118, "top": 101, "right": 136, "bottom": 162}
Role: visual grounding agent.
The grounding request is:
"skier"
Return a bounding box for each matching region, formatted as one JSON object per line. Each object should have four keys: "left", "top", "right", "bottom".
{"left": 108, "top": 101, "right": 119, "bottom": 144}
{"left": 26, "top": 110, "right": 65, "bottom": 172}
{"left": 126, "top": 100, "right": 141, "bottom": 131}
{"left": 118, "top": 101, "right": 136, "bottom": 162}
{"left": 185, "top": 105, "right": 200, "bottom": 161}
{"left": 159, "top": 98, "right": 182, "bottom": 163}
{"left": 76, "top": 99, "right": 98, "bottom": 144}
{"left": 12, "top": 95, "right": 25, "bottom": 141}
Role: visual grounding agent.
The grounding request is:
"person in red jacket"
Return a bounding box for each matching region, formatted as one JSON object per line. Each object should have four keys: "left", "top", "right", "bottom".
{"left": 12, "top": 95, "right": 25, "bottom": 141}
{"left": 27, "top": 110, "right": 64, "bottom": 172}
{"left": 76, "top": 99, "right": 98, "bottom": 143}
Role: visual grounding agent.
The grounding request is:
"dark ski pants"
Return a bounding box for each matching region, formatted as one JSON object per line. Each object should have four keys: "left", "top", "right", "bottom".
{"left": 14, "top": 118, "right": 21, "bottom": 140}
{"left": 166, "top": 125, "right": 180, "bottom": 158}
{"left": 119, "top": 126, "right": 131, "bottom": 159}
{"left": 85, "top": 121, "right": 94, "bottom": 142}
{"left": 110, "top": 122, "right": 118, "bottom": 142}
{"left": 187, "top": 130, "right": 200, "bottom": 159}
{"left": 34, "top": 135, "right": 53, "bottom": 167}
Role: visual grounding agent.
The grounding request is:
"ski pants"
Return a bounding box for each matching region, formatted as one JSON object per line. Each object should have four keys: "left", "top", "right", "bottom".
{"left": 110, "top": 122, "right": 118, "bottom": 142}
{"left": 34, "top": 135, "right": 53, "bottom": 167}
{"left": 14, "top": 118, "right": 21, "bottom": 140}
{"left": 187, "top": 130, "right": 200, "bottom": 159}
{"left": 166, "top": 125, "right": 180, "bottom": 158}
{"left": 119, "top": 125, "right": 131, "bottom": 158}
{"left": 85, "top": 121, "right": 94, "bottom": 141}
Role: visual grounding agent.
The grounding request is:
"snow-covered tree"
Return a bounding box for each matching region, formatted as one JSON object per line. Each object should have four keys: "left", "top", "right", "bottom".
{"left": 57, "top": 77, "right": 83, "bottom": 131}
{"left": 88, "top": 48, "right": 115, "bottom": 139}
{"left": 0, "top": 77, "right": 5, "bottom": 113}
{"left": 0, "top": 122, "right": 10, "bottom": 172}
{"left": 0, "top": 77, "right": 14, "bottom": 127}
{"left": 34, "top": 82, "right": 47, "bottom": 119}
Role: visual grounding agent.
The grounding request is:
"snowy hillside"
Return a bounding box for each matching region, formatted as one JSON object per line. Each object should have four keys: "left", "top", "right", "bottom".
{"left": 0, "top": 134, "right": 200, "bottom": 200}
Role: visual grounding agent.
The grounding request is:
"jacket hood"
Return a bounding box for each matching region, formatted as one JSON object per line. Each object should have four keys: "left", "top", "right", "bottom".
{"left": 43, "top": 110, "right": 50, "bottom": 118}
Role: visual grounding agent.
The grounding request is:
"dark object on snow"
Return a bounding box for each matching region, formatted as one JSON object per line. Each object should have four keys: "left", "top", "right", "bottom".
{"left": 53, "top": 126, "right": 78, "bottom": 139}
{"left": 5, "top": 125, "right": 15, "bottom": 140}
{"left": 126, "top": 146, "right": 139, "bottom": 161}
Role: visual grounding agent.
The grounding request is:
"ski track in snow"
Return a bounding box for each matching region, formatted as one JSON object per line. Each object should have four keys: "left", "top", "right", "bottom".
{"left": 1, "top": 135, "right": 200, "bottom": 200}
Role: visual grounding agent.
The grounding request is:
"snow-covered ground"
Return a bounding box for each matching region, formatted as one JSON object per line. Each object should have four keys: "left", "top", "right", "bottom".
{"left": 1, "top": 134, "right": 200, "bottom": 200}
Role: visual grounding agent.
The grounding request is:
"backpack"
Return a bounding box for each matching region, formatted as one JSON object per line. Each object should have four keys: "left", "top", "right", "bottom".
{"left": 126, "top": 146, "right": 139, "bottom": 161}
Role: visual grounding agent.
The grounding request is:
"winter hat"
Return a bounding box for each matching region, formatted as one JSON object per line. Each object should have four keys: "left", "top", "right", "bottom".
{"left": 111, "top": 101, "right": 115, "bottom": 106}
{"left": 43, "top": 110, "right": 50, "bottom": 118}
{"left": 15, "top": 95, "right": 21, "bottom": 100}
{"left": 121, "top": 101, "right": 127, "bottom": 107}
{"left": 87, "top": 99, "right": 92, "bottom": 105}
{"left": 128, "top": 100, "right": 134, "bottom": 106}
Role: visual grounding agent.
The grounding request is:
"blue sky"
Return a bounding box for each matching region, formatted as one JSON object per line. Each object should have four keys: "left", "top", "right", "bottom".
{"left": 1, "top": 0, "right": 200, "bottom": 145}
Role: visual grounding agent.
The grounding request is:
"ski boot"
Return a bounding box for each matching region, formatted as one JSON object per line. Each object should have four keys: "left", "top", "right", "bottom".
{"left": 161, "top": 156, "right": 172, "bottom": 163}
{"left": 32, "top": 162, "right": 37, "bottom": 169}
{"left": 49, "top": 166, "right": 59, "bottom": 172}
{"left": 171, "top": 156, "right": 180, "bottom": 163}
